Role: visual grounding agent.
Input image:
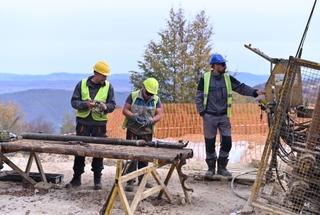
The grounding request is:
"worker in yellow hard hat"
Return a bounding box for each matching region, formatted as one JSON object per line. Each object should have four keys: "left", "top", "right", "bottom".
{"left": 66, "top": 60, "right": 116, "bottom": 190}
{"left": 122, "top": 77, "right": 162, "bottom": 192}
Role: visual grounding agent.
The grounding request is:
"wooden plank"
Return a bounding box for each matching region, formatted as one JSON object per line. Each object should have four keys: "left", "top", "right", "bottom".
{"left": 33, "top": 153, "right": 48, "bottom": 184}
{"left": 151, "top": 169, "right": 172, "bottom": 203}
{"left": 130, "top": 170, "right": 149, "bottom": 212}
{"left": 103, "top": 185, "right": 118, "bottom": 215}
{"left": 158, "top": 163, "right": 176, "bottom": 199}
{"left": 141, "top": 185, "right": 163, "bottom": 200}
{"left": 176, "top": 160, "right": 192, "bottom": 203}
{"left": 121, "top": 162, "right": 164, "bottom": 183}
{"left": 115, "top": 160, "right": 122, "bottom": 179}
{"left": 177, "top": 171, "right": 190, "bottom": 203}
{"left": 118, "top": 181, "right": 133, "bottom": 215}
{"left": 120, "top": 165, "right": 150, "bottom": 183}
{"left": 25, "top": 152, "right": 34, "bottom": 174}
{"left": 103, "top": 160, "right": 133, "bottom": 215}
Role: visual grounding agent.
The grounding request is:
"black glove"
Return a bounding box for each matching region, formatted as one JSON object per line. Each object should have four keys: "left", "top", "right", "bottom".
{"left": 200, "top": 111, "right": 205, "bottom": 117}
{"left": 131, "top": 115, "right": 147, "bottom": 127}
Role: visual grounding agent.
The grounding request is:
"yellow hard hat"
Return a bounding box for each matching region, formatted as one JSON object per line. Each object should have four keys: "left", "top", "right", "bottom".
{"left": 93, "top": 60, "right": 111, "bottom": 76}
{"left": 143, "top": 78, "right": 159, "bottom": 95}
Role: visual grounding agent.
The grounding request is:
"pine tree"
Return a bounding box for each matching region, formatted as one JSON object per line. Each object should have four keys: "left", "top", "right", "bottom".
{"left": 130, "top": 8, "right": 213, "bottom": 103}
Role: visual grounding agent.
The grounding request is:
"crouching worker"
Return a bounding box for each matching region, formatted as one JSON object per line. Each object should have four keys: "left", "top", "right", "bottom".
{"left": 67, "top": 60, "right": 116, "bottom": 190}
{"left": 122, "top": 78, "right": 162, "bottom": 192}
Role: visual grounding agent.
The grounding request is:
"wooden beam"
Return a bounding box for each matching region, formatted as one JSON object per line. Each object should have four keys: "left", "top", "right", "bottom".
{"left": 118, "top": 182, "right": 132, "bottom": 215}
{"left": 151, "top": 169, "right": 172, "bottom": 203}
{"left": 33, "top": 153, "right": 48, "bottom": 184}
{"left": 158, "top": 163, "right": 176, "bottom": 199}
{"left": 130, "top": 171, "right": 149, "bottom": 212}
{"left": 141, "top": 185, "right": 163, "bottom": 200}
{"left": 102, "top": 185, "right": 118, "bottom": 215}
{"left": 120, "top": 165, "right": 151, "bottom": 183}
{"left": 25, "top": 153, "right": 34, "bottom": 174}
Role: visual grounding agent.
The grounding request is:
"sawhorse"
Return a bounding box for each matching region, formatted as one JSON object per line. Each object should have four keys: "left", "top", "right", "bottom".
{"left": 0, "top": 148, "right": 52, "bottom": 190}
{"left": 101, "top": 159, "right": 193, "bottom": 215}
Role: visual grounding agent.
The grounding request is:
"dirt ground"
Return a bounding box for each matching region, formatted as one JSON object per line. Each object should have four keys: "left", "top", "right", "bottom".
{"left": 0, "top": 153, "right": 264, "bottom": 215}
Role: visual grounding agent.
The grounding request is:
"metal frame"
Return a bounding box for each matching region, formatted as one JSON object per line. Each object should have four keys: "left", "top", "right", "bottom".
{"left": 248, "top": 56, "right": 320, "bottom": 214}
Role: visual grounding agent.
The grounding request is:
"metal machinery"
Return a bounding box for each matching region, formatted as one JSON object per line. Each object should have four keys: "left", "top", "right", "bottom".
{"left": 244, "top": 1, "right": 320, "bottom": 214}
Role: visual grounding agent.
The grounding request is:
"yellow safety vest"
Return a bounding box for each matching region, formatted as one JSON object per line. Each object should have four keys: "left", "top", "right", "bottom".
{"left": 122, "top": 90, "right": 159, "bottom": 129}
{"left": 203, "top": 71, "right": 232, "bottom": 118}
{"left": 76, "top": 78, "right": 110, "bottom": 121}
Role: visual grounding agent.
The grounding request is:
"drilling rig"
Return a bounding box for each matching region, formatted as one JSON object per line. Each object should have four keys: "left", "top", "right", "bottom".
{"left": 246, "top": 1, "right": 320, "bottom": 214}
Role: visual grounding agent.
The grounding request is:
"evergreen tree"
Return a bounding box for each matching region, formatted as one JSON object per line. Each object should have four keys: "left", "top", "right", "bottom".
{"left": 130, "top": 8, "right": 213, "bottom": 103}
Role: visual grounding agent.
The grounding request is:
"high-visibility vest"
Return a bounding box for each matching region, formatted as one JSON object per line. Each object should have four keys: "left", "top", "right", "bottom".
{"left": 76, "top": 78, "right": 110, "bottom": 121}
{"left": 122, "top": 90, "right": 159, "bottom": 129}
{"left": 203, "top": 71, "right": 232, "bottom": 118}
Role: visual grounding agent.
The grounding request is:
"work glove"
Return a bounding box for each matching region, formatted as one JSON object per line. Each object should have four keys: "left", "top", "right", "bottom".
{"left": 131, "top": 115, "right": 152, "bottom": 127}
{"left": 92, "top": 101, "right": 107, "bottom": 115}
{"left": 97, "top": 102, "right": 107, "bottom": 111}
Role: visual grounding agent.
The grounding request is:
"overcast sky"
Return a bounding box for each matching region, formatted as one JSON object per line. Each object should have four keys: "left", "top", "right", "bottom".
{"left": 0, "top": 0, "right": 319, "bottom": 75}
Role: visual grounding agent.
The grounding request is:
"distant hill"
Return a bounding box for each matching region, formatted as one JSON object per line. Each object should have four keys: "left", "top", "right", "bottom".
{"left": 0, "top": 72, "right": 268, "bottom": 94}
{"left": 0, "top": 89, "right": 129, "bottom": 131}
{"left": 0, "top": 73, "right": 132, "bottom": 94}
{"left": 230, "top": 72, "right": 268, "bottom": 87}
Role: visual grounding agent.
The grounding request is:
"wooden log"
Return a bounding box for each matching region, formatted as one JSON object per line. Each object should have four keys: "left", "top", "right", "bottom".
{"left": 0, "top": 140, "right": 193, "bottom": 163}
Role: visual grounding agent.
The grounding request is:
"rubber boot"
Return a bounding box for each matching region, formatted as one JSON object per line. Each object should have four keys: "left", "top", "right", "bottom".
{"left": 217, "top": 157, "right": 232, "bottom": 177}
{"left": 205, "top": 159, "right": 216, "bottom": 179}
{"left": 65, "top": 174, "right": 81, "bottom": 188}
{"left": 94, "top": 172, "right": 102, "bottom": 190}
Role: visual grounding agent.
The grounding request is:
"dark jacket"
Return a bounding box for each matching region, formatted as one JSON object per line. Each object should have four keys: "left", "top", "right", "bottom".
{"left": 71, "top": 76, "right": 116, "bottom": 125}
{"left": 195, "top": 72, "right": 258, "bottom": 115}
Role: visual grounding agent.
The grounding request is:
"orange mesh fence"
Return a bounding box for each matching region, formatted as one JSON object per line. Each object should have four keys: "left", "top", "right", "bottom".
{"left": 107, "top": 103, "right": 268, "bottom": 163}
{"left": 107, "top": 103, "right": 268, "bottom": 139}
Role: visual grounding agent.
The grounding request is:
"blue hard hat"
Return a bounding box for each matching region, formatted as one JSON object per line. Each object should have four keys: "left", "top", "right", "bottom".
{"left": 209, "top": 54, "right": 227, "bottom": 65}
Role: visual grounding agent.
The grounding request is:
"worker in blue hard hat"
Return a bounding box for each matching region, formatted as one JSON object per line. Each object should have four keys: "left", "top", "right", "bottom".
{"left": 195, "top": 53, "right": 265, "bottom": 179}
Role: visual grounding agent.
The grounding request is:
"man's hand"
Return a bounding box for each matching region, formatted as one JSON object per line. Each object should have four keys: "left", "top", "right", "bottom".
{"left": 86, "top": 100, "right": 95, "bottom": 109}
{"left": 199, "top": 111, "right": 205, "bottom": 117}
